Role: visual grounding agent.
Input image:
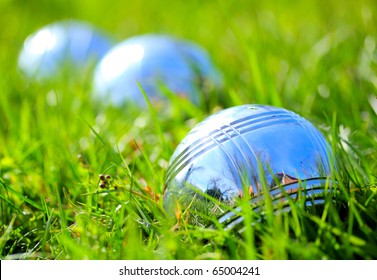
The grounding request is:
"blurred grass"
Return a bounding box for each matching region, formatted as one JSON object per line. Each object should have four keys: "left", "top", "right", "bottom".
{"left": 0, "top": 0, "right": 377, "bottom": 259}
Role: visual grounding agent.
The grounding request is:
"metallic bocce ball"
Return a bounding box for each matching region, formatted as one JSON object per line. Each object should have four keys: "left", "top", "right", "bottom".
{"left": 93, "top": 34, "right": 222, "bottom": 106}
{"left": 18, "top": 20, "right": 112, "bottom": 81}
{"left": 164, "top": 104, "right": 335, "bottom": 230}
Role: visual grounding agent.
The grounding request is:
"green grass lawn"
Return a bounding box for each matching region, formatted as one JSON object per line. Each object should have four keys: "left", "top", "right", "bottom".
{"left": 1, "top": 0, "right": 377, "bottom": 260}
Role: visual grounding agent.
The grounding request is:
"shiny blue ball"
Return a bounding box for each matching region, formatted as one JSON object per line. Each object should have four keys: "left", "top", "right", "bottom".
{"left": 93, "top": 34, "right": 222, "bottom": 106}
{"left": 164, "top": 105, "right": 335, "bottom": 228}
{"left": 18, "top": 20, "right": 113, "bottom": 80}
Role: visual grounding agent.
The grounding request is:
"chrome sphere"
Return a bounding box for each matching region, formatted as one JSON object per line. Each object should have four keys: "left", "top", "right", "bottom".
{"left": 164, "top": 105, "right": 334, "bottom": 229}
{"left": 18, "top": 20, "right": 112, "bottom": 80}
{"left": 93, "top": 34, "right": 222, "bottom": 106}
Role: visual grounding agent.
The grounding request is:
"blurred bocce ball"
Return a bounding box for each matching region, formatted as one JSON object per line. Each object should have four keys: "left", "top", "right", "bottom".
{"left": 18, "top": 20, "right": 113, "bottom": 81}
{"left": 164, "top": 104, "right": 335, "bottom": 229}
{"left": 92, "top": 34, "right": 222, "bottom": 106}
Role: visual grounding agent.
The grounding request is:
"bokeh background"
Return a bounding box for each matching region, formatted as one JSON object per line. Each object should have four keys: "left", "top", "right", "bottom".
{"left": 2, "top": 0, "right": 377, "bottom": 121}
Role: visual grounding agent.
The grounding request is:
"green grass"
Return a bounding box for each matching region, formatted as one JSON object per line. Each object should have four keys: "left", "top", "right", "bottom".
{"left": 1, "top": 0, "right": 377, "bottom": 260}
